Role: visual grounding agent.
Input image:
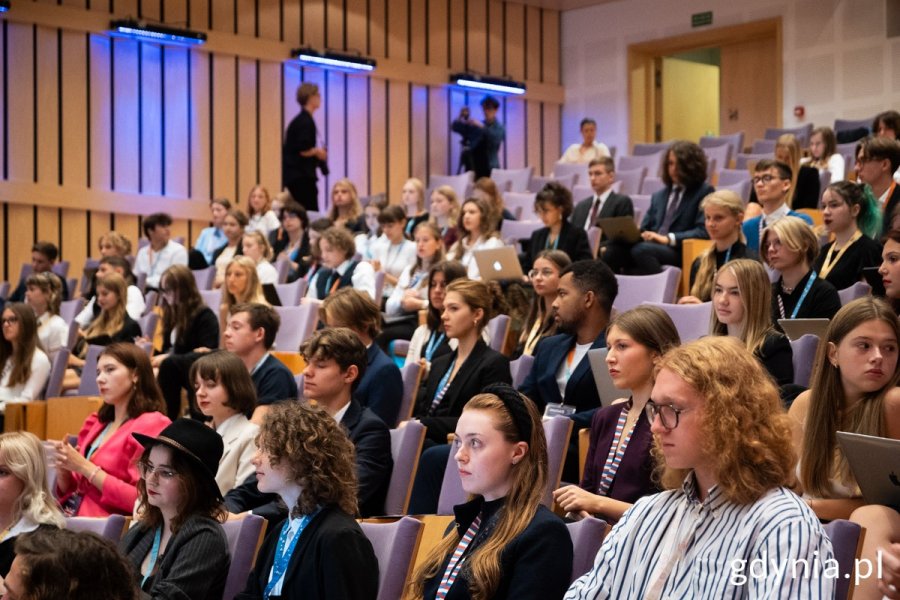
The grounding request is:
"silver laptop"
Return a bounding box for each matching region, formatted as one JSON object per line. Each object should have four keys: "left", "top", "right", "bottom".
{"left": 777, "top": 318, "right": 830, "bottom": 341}
{"left": 473, "top": 246, "right": 524, "bottom": 282}
{"left": 836, "top": 431, "right": 900, "bottom": 509}
{"left": 596, "top": 216, "right": 641, "bottom": 244}
{"left": 587, "top": 348, "right": 623, "bottom": 409}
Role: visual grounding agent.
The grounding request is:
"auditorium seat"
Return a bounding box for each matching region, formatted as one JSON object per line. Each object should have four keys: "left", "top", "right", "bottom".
{"left": 764, "top": 124, "right": 813, "bottom": 145}
{"left": 359, "top": 517, "right": 424, "bottom": 600}
{"left": 567, "top": 516, "right": 608, "bottom": 584}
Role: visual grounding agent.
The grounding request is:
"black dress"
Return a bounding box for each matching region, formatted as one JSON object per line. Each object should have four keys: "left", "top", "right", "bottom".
{"left": 756, "top": 331, "right": 794, "bottom": 387}
{"left": 813, "top": 234, "right": 883, "bottom": 295}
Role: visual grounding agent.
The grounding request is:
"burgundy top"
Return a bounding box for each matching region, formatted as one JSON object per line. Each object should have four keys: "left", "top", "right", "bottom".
{"left": 579, "top": 400, "right": 657, "bottom": 504}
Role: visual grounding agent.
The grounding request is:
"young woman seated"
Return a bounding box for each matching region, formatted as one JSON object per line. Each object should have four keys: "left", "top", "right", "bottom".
{"left": 371, "top": 204, "right": 417, "bottom": 302}
{"left": 710, "top": 258, "right": 794, "bottom": 388}
{"left": 235, "top": 402, "right": 378, "bottom": 600}
{"left": 679, "top": 190, "right": 754, "bottom": 304}
{"left": 553, "top": 305, "right": 680, "bottom": 523}
{"left": 0, "top": 304, "right": 51, "bottom": 408}
{"left": 212, "top": 208, "right": 248, "bottom": 289}
{"left": 518, "top": 250, "right": 571, "bottom": 357}
{"left": 472, "top": 176, "right": 515, "bottom": 226}
{"left": 52, "top": 343, "right": 170, "bottom": 517}
{"left": 526, "top": 182, "right": 593, "bottom": 271}
{"left": 814, "top": 181, "right": 883, "bottom": 293}
{"left": 121, "top": 419, "right": 229, "bottom": 599}
{"left": 24, "top": 273, "right": 67, "bottom": 361}
{"left": 242, "top": 230, "right": 279, "bottom": 285}
{"left": 328, "top": 178, "right": 365, "bottom": 233}
{"left": 804, "top": 126, "right": 845, "bottom": 182}
{"left": 305, "top": 226, "right": 376, "bottom": 301}
{"left": 81, "top": 231, "right": 133, "bottom": 298}
{"left": 405, "top": 385, "right": 573, "bottom": 600}
{"left": 190, "top": 351, "right": 258, "bottom": 496}
{"left": 429, "top": 185, "right": 461, "bottom": 248}
{"left": 355, "top": 199, "right": 387, "bottom": 261}
{"left": 401, "top": 177, "right": 430, "bottom": 238}
{"left": 219, "top": 256, "right": 269, "bottom": 343}
{"left": 447, "top": 197, "right": 504, "bottom": 280}
{"left": 269, "top": 200, "right": 310, "bottom": 282}
{"left": 405, "top": 261, "right": 469, "bottom": 370}
{"left": 761, "top": 216, "right": 842, "bottom": 323}
{"left": 300, "top": 217, "right": 335, "bottom": 284}
{"left": 245, "top": 184, "right": 280, "bottom": 236}
{"left": 75, "top": 256, "right": 145, "bottom": 329}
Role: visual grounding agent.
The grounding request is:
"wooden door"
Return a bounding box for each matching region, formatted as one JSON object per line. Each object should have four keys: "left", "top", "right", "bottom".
{"left": 719, "top": 36, "right": 779, "bottom": 150}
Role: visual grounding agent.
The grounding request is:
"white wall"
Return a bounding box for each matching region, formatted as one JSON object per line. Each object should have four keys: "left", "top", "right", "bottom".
{"left": 561, "top": 0, "right": 900, "bottom": 154}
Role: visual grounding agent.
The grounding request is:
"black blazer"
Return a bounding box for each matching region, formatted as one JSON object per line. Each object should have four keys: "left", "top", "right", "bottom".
{"left": 211, "top": 242, "right": 243, "bottom": 265}
{"left": 236, "top": 506, "right": 378, "bottom": 600}
{"left": 341, "top": 399, "right": 393, "bottom": 517}
{"left": 641, "top": 183, "right": 714, "bottom": 245}
{"left": 526, "top": 221, "right": 593, "bottom": 268}
{"left": 85, "top": 314, "right": 142, "bottom": 347}
{"left": 415, "top": 339, "right": 511, "bottom": 444}
{"left": 161, "top": 305, "right": 220, "bottom": 354}
{"left": 570, "top": 192, "right": 634, "bottom": 231}
{"left": 757, "top": 331, "right": 794, "bottom": 388}
{"left": 354, "top": 344, "right": 403, "bottom": 427}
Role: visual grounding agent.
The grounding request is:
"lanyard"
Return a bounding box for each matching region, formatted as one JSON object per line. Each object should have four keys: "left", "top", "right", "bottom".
{"left": 545, "top": 234, "right": 560, "bottom": 250}
{"left": 818, "top": 230, "right": 861, "bottom": 280}
{"left": 405, "top": 219, "right": 415, "bottom": 236}
{"left": 597, "top": 405, "right": 638, "bottom": 496}
{"left": 429, "top": 358, "right": 456, "bottom": 415}
{"left": 424, "top": 332, "right": 446, "bottom": 362}
{"left": 141, "top": 528, "right": 162, "bottom": 589}
{"left": 436, "top": 515, "right": 482, "bottom": 599}
{"left": 264, "top": 510, "right": 320, "bottom": 600}
{"left": 86, "top": 422, "right": 113, "bottom": 460}
{"left": 777, "top": 271, "right": 817, "bottom": 320}
{"left": 723, "top": 244, "right": 733, "bottom": 265}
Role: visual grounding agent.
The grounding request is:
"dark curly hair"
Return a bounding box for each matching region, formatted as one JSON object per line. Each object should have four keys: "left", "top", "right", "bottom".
{"left": 258, "top": 402, "right": 358, "bottom": 516}
{"left": 661, "top": 140, "right": 708, "bottom": 189}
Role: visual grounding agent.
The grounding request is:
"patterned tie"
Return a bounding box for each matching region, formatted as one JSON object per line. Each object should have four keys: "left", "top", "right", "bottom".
{"left": 587, "top": 196, "right": 601, "bottom": 230}
{"left": 658, "top": 186, "right": 683, "bottom": 236}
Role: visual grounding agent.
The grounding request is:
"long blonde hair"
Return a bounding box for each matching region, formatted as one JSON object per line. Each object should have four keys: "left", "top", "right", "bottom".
{"left": 429, "top": 185, "right": 460, "bottom": 228}
{"left": 83, "top": 273, "right": 128, "bottom": 340}
{"left": 690, "top": 191, "right": 745, "bottom": 301}
{"left": 775, "top": 134, "right": 802, "bottom": 208}
{"left": 0, "top": 432, "right": 65, "bottom": 528}
{"left": 221, "top": 256, "right": 267, "bottom": 319}
{"left": 328, "top": 178, "right": 363, "bottom": 222}
{"left": 710, "top": 259, "right": 775, "bottom": 357}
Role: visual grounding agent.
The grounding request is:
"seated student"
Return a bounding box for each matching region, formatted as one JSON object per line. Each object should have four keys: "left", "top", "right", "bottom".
{"left": 320, "top": 288, "right": 403, "bottom": 427}
{"left": 401, "top": 177, "right": 430, "bottom": 238}
{"left": 222, "top": 303, "right": 297, "bottom": 423}
{"left": 212, "top": 209, "right": 248, "bottom": 289}
{"left": 805, "top": 126, "right": 845, "bottom": 182}
{"left": 5, "top": 528, "right": 138, "bottom": 600}
{"left": 679, "top": 190, "right": 754, "bottom": 304}
{"left": 219, "top": 255, "right": 269, "bottom": 342}
{"left": 299, "top": 217, "right": 334, "bottom": 284}
{"left": 405, "top": 385, "right": 573, "bottom": 600}
{"left": 429, "top": 185, "right": 461, "bottom": 248}
{"left": 518, "top": 250, "right": 571, "bottom": 358}
{"left": 52, "top": 343, "right": 171, "bottom": 517}
{"left": 742, "top": 159, "right": 815, "bottom": 253}
{"left": 526, "top": 182, "right": 593, "bottom": 270}
{"left": 747, "top": 135, "right": 822, "bottom": 217}
{"left": 81, "top": 231, "right": 134, "bottom": 298}
{"left": 4, "top": 241, "right": 69, "bottom": 305}
{"left": 788, "top": 297, "right": 900, "bottom": 517}
{"left": 0, "top": 304, "right": 51, "bottom": 409}
{"left": 133, "top": 213, "right": 189, "bottom": 291}
{"left": 380, "top": 222, "right": 446, "bottom": 346}
{"left": 603, "top": 141, "right": 713, "bottom": 275}
{"left": 565, "top": 336, "right": 835, "bottom": 599}
{"left": 328, "top": 177, "right": 366, "bottom": 233}
{"left": 122, "top": 419, "right": 229, "bottom": 599}
{"left": 0, "top": 431, "right": 66, "bottom": 578}
{"left": 553, "top": 306, "right": 679, "bottom": 523}
{"left": 75, "top": 256, "right": 145, "bottom": 329}
{"left": 405, "top": 261, "right": 469, "bottom": 370}
{"left": 880, "top": 229, "right": 900, "bottom": 314}
{"left": 472, "top": 176, "right": 516, "bottom": 226}
{"left": 710, "top": 259, "right": 794, "bottom": 388}
{"left": 191, "top": 197, "right": 231, "bottom": 269}
{"left": 190, "top": 351, "right": 258, "bottom": 496}
{"left": 245, "top": 185, "right": 280, "bottom": 236}
{"left": 153, "top": 264, "right": 221, "bottom": 419}
{"left": 814, "top": 181, "right": 884, "bottom": 293}
{"left": 559, "top": 117, "right": 611, "bottom": 164}
{"left": 412, "top": 279, "right": 511, "bottom": 446}
{"left": 355, "top": 197, "right": 387, "bottom": 262}
{"left": 269, "top": 200, "right": 310, "bottom": 282}
{"left": 235, "top": 403, "right": 379, "bottom": 600}
{"left": 305, "top": 226, "right": 377, "bottom": 301}
{"left": 762, "top": 216, "right": 842, "bottom": 322}
{"left": 23, "top": 272, "right": 67, "bottom": 360}
{"left": 242, "top": 230, "right": 279, "bottom": 285}
{"left": 447, "top": 197, "right": 504, "bottom": 280}
{"left": 570, "top": 156, "right": 633, "bottom": 241}
{"left": 856, "top": 136, "right": 900, "bottom": 236}
{"left": 372, "top": 205, "right": 417, "bottom": 302}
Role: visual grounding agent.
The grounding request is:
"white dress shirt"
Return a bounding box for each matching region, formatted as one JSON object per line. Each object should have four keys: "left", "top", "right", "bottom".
{"left": 134, "top": 241, "right": 188, "bottom": 289}
{"left": 75, "top": 285, "right": 145, "bottom": 328}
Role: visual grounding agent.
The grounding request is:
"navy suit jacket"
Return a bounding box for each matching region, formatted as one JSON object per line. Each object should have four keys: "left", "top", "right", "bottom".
{"left": 251, "top": 353, "right": 299, "bottom": 406}
{"left": 641, "top": 182, "right": 714, "bottom": 245}
{"left": 570, "top": 192, "right": 634, "bottom": 231}
{"left": 354, "top": 344, "right": 403, "bottom": 427}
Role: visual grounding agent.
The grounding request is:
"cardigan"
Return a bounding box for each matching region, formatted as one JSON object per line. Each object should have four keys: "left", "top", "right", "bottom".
{"left": 161, "top": 306, "right": 220, "bottom": 355}
{"left": 235, "top": 506, "right": 378, "bottom": 600}
{"left": 121, "top": 514, "right": 229, "bottom": 600}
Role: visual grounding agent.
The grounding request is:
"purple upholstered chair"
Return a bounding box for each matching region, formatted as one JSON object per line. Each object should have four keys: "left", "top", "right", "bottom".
{"left": 43, "top": 348, "right": 69, "bottom": 399}
{"left": 751, "top": 138, "right": 778, "bottom": 154}
{"left": 66, "top": 514, "right": 127, "bottom": 541}
{"left": 191, "top": 265, "right": 216, "bottom": 291}
{"left": 510, "top": 355, "right": 534, "bottom": 389}
{"left": 398, "top": 362, "right": 422, "bottom": 425}
{"left": 838, "top": 281, "right": 871, "bottom": 305}
{"left": 642, "top": 301, "right": 712, "bottom": 343}
{"left": 221, "top": 514, "right": 267, "bottom": 600}
{"left": 790, "top": 334, "right": 820, "bottom": 388}
{"left": 640, "top": 176, "right": 665, "bottom": 195}
{"left": 567, "top": 516, "right": 608, "bottom": 583}
{"left": 631, "top": 142, "right": 670, "bottom": 156}
{"left": 500, "top": 219, "right": 543, "bottom": 245}
{"left": 822, "top": 519, "right": 863, "bottom": 600}
{"left": 359, "top": 517, "right": 424, "bottom": 600}
{"left": 833, "top": 117, "right": 872, "bottom": 135}
{"left": 703, "top": 143, "right": 732, "bottom": 173}
{"left": 273, "top": 304, "right": 318, "bottom": 352}
{"left": 385, "top": 421, "right": 427, "bottom": 515}
{"left": 765, "top": 124, "right": 813, "bottom": 145}
{"left": 735, "top": 152, "right": 774, "bottom": 171}
{"left": 273, "top": 278, "right": 307, "bottom": 306}
{"left": 718, "top": 168, "right": 751, "bottom": 186}
{"left": 543, "top": 416, "right": 574, "bottom": 507}
{"left": 373, "top": 271, "right": 386, "bottom": 302}
{"left": 199, "top": 289, "right": 222, "bottom": 310}
{"left": 486, "top": 315, "right": 511, "bottom": 353}
{"left": 65, "top": 344, "right": 103, "bottom": 396}
{"left": 141, "top": 291, "right": 158, "bottom": 316}
{"left": 611, "top": 166, "right": 648, "bottom": 196}
{"left": 274, "top": 258, "right": 292, "bottom": 284}
{"left": 437, "top": 446, "right": 467, "bottom": 516}
{"left": 503, "top": 191, "right": 538, "bottom": 220}
{"left": 491, "top": 166, "right": 534, "bottom": 193}
{"left": 614, "top": 271, "right": 675, "bottom": 312}
{"left": 552, "top": 162, "right": 590, "bottom": 186}
{"left": 138, "top": 312, "right": 159, "bottom": 341}
{"left": 59, "top": 298, "right": 85, "bottom": 325}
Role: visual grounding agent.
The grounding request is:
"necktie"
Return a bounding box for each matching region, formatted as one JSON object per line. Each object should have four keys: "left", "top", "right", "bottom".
{"left": 587, "top": 196, "right": 601, "bottom": 230}
{"left": 658, "top": 186, "right": 683, "bottom": 236}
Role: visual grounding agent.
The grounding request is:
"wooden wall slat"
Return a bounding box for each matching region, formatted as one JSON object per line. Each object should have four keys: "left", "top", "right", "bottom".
{"left": 237, "top": 58, "right": 259, "bottom": 204}
{"left": 258, "top": 61, "right": 283, "bottom": 197}
{"left": 345, "top": 75, "right": 369, "bottom": 197}
{"left": 526, "top": 100, "right": 542, "bottom": 174}
{"left": 449, "top": 0, "right": 465, "bottom": 71}
{"left": 387, "top": 80, "right": 410, "bottom": 203}
{"left": 368, "top": 0, "right": 386, "bottom": 58}
{"left": 111, "top": 38, "right": 140, "bottom": 193}
{"left": 504, "top": 3, "right": 524, "bottom": 81}
{"left": 89, "top": 34, "right": 112, "bottom": 191}
{"left": 114, "top": 214, "right": 141, "bottom": 247}
{"left": 542, "top": 9, "right": 559, "bottom": 84}
{"left": 7, "top": 205, "right": 35, "bottom": 284}
{"left": 191, "top": 219, "right": 210, "bottom": 246}
{"left": 327, "top": 0, "right": 344, "bottom": 50}
{"left": 61, "top": 31, "right": 88, "bottom": 189}
{"left": 60, "top": 0, "right": 87, "bottom": 7}
{"left": 467, "top": 0, "right": 488, "bottom": 74}
{"left": 212, "top": 1, "right": 236, "bottom": 35}
{"left": 140, "top": 43, "right": 163, "bottom": 195}
{"left": 0, "top": 23, "right": 5, "bottom": 180}
{"left": 189, "top": 50, "right": 211, "bottom": 202}
{"left": 410, "top": 0, "right": 426, "bottom": 66}
{"left": 170, "top": 218, "right": 190, "bottom": 246}
{"left": 163, "top": 0, "right": 188, "bottom": 25}
{"left": 237, "top": 0, "right": 257, "bottom": 37}
{"left": 35, "top": 27, "right": 59, "bottom": 186}
{"left": 488, "top": 0, "right": 504, "bottom": 76}
{"left": 525, "top": 6, "right": 541, "bottom": 83}
{"left": 188, "top": 0, "right": 209, "bottom": 31}
{"left": 386, "top": 0, "right": 407, "bottom": 61}
{"left": 0, "top": 206, "right": 6, "bottom": 281}
{"left": 427, "top": 86, "right": 450, "bottom": 177}
{"left": 543, "top": 102, "right": 560, "bottom": 175}
{"left": 504, "top": 97, "right": 525, "bottom": 170}
{"left": 258, "top": 0, "right": 282, "bottom": 41}
{"left": 324, "top": 71, "right": 347, "bottom": 185}
{"left": 89, "top": 211, "right": 111, "bottom": 257}
{"left": 346, "top": 0, "right": 368, "bottom": 56}
{"left": 410, "top": 85, "right": 429, "bottom": 181}
{"left": 163, "top": 47, "right": 190, "bottom": 198}
{"left": 368, "top": 78, "right": 387, "bottom": 196}
{"left": 211, "top": 54, "right": 237, "bottom": 202}
{"left": 428, "top": 0, "right": 448, "bottom": 68}
{"left": 115, "top": 0, "right": 139, "bottom": 19}
{"left": 142, "top": 0, "right": 161, "bottom": 21}
{"left": 282, "top": 1, "right": 301, "bottom": 46}
{"left": 36, "top": 207, "right": 59, "bottom": 248}
{"left": 6, "top": 24, "right": 33, "bottom": 183}
{"left": 303, "top": 1, "right": 326, "bottom": 50}
{"left": 60, "top": 209, "right": 87, "bottom": 279}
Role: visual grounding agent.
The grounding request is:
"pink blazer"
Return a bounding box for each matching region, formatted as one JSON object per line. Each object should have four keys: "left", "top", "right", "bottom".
{"left": 57, "top": 411, "right": 171, "bottom": 517}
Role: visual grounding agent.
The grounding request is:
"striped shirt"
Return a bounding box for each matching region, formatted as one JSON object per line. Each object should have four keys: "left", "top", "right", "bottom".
{"left": 565, "top": 473, "right": 835, "bottom": 599}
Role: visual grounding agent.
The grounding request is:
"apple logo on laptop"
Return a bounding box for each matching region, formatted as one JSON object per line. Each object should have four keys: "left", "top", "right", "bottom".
{"left": 891, "top": 471, "right": 900, "bottom": 487}
{"left": 493, "top": 261, "right": 502, "bottom": 271}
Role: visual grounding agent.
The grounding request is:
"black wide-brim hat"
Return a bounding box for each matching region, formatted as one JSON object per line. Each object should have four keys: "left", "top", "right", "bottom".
{"left": 133, "top": 418, "right": 225, "bottom": 502}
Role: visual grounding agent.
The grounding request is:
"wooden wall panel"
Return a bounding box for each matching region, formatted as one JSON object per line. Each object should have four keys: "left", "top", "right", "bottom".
{"left": 368, "top": 0, "right": 386, "bottom": 58}
{"left": 428, "top": 0, "right": 449, "bottom": 68}
{"left": 542, "top": 9, "right": 559, "bottom": 84}
{"left": 427, "top": 87, "right": 451, "bottom": 177}
{"left": 327, "top": 0, "right": 344, "bottom": 50}
{"left": 188, "top": 0, "right": 209, "bottom": 30}
{"left": 6, "top": 24, "right": 33, "bottom": 183}
{"left": 325, "top": 71, "right": 347, "bottom": 182}
{"left": 112, "top": 39, "right": 140, "bottom": 193}
{"left": 237, "top": 58, "right": 259, "bottom": 202}
{"left": 505, "top": 3, "right": 525, "bottom": 81}
{"left": 449, "top": 0, "right": 465, "bottom": 71}
{"left": 526, "top": 100, "right": 542, "bottom": 174}
{"left": 164, "top": 0, "right": 188, "bottom": 26}
{"left": 36, "top": 207, "right": 59, "bottom": 247}
{"left": 237, "top": 0, "right": 257, "bottom": 38}
{"left": 0, "top": 24, "right": 5, "bottom": 181}
{"left": 387, "top": 0, "right": 407, "bottom": 61}
{"left": 212, "top": 1, "right": 236, "bottom": 36}
{"left": 89, "top": 211, "right": 112, "bottom": 256}
{"left": 61, "top": 209, "right": 88, "bottom": 279}
{"left": 488, "top": 0, "right": 504, "bottom": 76}
{"left": 368, "top": 79, "right": 387, "bottom": 199}
{"left": 387, "top": 81, "right": 411, "bottom": 202}
{"left": 140, "top": 43, "right": 163, "bottom": 195}
{"left": 61, "top": 31, "right": 88, "bottom": 189}
{"left": 142, "top": 0, "right": 162, "bottom": 21}
{"left": 115, "top": 0, "right": 138, "bottom": 19}
{"left": 7, "top": 206, "right": 34, "bottom": 282}
{"left": 410, "top": 1, "right": 426, "bottom": 67}
{"left": 467, "top": 0, "right": 488, "bottom": 75}
{"left": 258, "top": 0, "right": 281, "bottom": 41}
{"left": 163, "top": 47, "right": 190, "bottom": 198}
{"left": 35, "top": 27, "right": 59, "bottom": 186}
{"left": 346, "top": 76, "right": 370, "bottom": 198}
{"left": 525, "top": 6, "right": 541, "bottom": 83}
{"left": 543, "top": 103, "right": 561, "bottom": 175}
{"left": 113, "top": 215, "right": 141, "bottom": 248}
{"left": 211, "top": 54, "right": 237, "bottom": 202}
{"left": 282, "top": 2, "right": 301, "bottom": 46}
{"left": 89, "top": 34, "right": 112, "bottom": 191}
{"left": 410, "top": 85, "right": 429, "bottom": 181}
{"left": 346, "top": 0, "right": 368, "bottom": 56}
{"left": 303, "top": 2, "right": 326, "bottom": 50}
{"left": 258, "top": 61, "right": 283, "bottom": 197}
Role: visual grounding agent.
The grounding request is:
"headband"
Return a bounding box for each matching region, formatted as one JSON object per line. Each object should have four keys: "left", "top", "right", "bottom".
{"left": 482, "top": 383, "right": 533, "bottom": 443}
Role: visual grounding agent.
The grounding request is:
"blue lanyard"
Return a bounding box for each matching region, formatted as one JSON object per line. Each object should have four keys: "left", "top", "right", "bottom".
{"left": 264, "top": 510, "right": 320, "bottom": 600}
{"left": 723, "top": 244, "right": 732, "bottom": 264}
{"left": 86, "top": 422, "right": 113, "bottom": 460}
{"left": 435, "top": 359, "right": 455, "bottom": 397}
{"left": 405, "top": 219, "right": 415, "bottom": 236}
{"left": 545, "top": 234, "right": 560, "bottom": 250}
{"left": 141, "top": 527, "right": 162, "bottom": 589}
{"left": 780, "top": 271, "right": 817, "bottom": 319}
{"left": 424, "top": 332, "right": 446, "bottom": 362}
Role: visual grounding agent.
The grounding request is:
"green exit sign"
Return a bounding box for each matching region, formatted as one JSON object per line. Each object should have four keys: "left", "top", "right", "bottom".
{"left": 692, "top": 11, "right": 713, "bottom": 27}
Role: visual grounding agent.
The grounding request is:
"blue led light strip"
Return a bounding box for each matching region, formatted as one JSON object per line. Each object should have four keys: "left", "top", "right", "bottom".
{"left": 453, "top": 78, "right": 526, "bottom": 96}
{"left": 108, "top": 21, "right": 206, "bottom": 47}
{"left": 296, "top": 53, "right": 375, "bottom": 72}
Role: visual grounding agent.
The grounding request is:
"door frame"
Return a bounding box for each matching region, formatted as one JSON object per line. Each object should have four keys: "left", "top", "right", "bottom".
{"left": 626, "top": 18, "right": 782, "bottom": 151}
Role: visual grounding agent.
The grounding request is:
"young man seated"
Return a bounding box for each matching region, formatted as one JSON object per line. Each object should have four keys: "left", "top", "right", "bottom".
{"left": 225, "top": 327, "right": 392, "bottom": 519}
{"left": 304, "top": 226, "right": 376, "bottom": 301}
{"left": 741, "top": 159, "right": 814, "bottom": 253}
{"left": 4, "top": 241, "right": 69, "bottom": 305}
{"left": 565, "top": 337, "right": 834, "bottom": 598}
{"left": 134, "top": 212, "right": 188, "bottom": 291}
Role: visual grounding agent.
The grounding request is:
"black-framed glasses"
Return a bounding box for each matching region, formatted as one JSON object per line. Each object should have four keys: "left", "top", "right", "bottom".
{"left": 645, "top": 400, "right": 691, "bottom": 430}
{"left": 137, "top": 461, "right": 178, "bottom": 481}
{"left": 1, "top": 317, "right": 18, "bottom": 325}
{"left": 751, "top": 174, "right": 781, "bottom": 185}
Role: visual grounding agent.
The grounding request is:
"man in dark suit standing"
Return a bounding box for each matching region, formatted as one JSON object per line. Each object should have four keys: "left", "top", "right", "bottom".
{"left": 570, "top": 156, "right": 634, "bottom": 236}
{"left": 602, "top": 141, "right": 713, "bottom": 274}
